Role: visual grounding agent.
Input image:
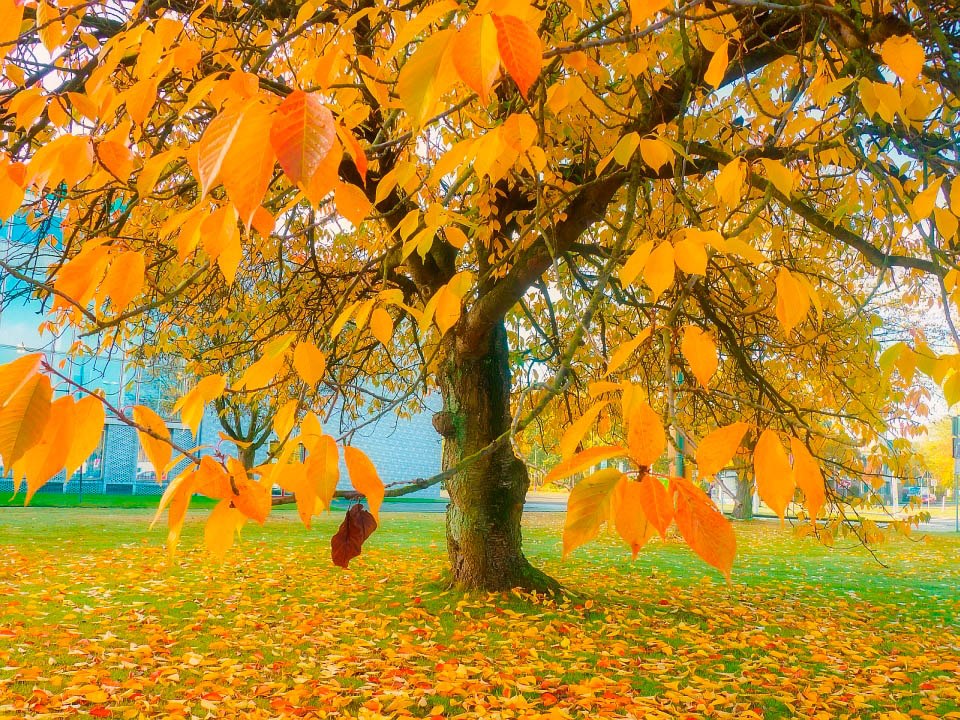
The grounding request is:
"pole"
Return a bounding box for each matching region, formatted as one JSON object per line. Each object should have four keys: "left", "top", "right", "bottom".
{"left": 953, "top": 416, "right": 959, "bottom": 532}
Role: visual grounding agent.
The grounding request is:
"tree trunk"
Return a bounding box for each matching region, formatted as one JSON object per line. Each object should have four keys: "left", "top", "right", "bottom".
{"left": 732, "top": 468, "right": 754, "bottom": 520}
{"left": 436, "top": 321, "right": 559, "bottom": 593}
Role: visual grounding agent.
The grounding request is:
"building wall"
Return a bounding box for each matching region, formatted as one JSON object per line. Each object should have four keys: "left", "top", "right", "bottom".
{"left": 0, "top": 209, "right": 443, "bottom": 501}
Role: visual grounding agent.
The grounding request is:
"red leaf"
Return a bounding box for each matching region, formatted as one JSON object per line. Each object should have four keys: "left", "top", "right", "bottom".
{"left": 331, "top": 504, "right": 377, "bottom": 568}
{"left": 270, "top": 90, "right": 335, "bottom": 185}
{"left": 491, "top": 14, "right": 541, "bottom": 101}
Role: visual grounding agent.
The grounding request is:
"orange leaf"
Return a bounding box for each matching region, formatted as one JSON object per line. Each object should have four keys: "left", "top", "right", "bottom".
{"left": 695, "top": 421, "right": 750, "bottom": 476}
{"left": 132, "top": 405, "right": 172, "bottom": 481}
{"left": 671, "top": 476, "right": 736, "bottom": 581}
{"left": 370, "top": 307, "right": 393, "bottom": 346}
{"left": 101, "top": 251, "right": 145, "bottom": 315}
{"left": 309, "top": 434, "right": 340, "bottom": 512}
{"left": 790, "top": 436, "right": 825, "bottom": 522}
{"left": 344, "top": 446, "right": 384, "bottom": 523}
{"left": 754, "top": 429, "right": 795, "bottom": 524}
{"left": 97, "top": 140, "right": 136, "bottom": 182}
{"left": 227, "top": 457, "right": 270, "bottom": 524}
{"left": 196, "top": 99, "right": 248, "bottom": 197}
{"left": 453, "top": 14, "right": 501, "bottom": 103}
{"left": 491, "top": 14, "right": 541, "bottom": 101}
{"left": 0, "top": 353, "right": 43, "bottom": 409}
{"left": 222, "top": 100, "right": 277, "bottom": 229}
{"left": 543, "top": 445, "right": 627, "bottom": 485}
{"left": 680, "top": 325, "right": 718, "bottom": 388}
{"left": 271, "top": 90, "right": 336, "bottom": 185}
{"left": 636, "top": 474, "right": 673, "bottom": 539}
{"left": 625, "top": 397, "right": 664, "bottom": 468}
{"left": 614, "top": 479, "right": 656, "bottom": 558}
{"left": 20, "top": 395, "right": 75, "bottom": 504}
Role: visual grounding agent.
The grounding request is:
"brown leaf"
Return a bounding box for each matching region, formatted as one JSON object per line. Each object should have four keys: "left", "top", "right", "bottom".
{"left": 331, "top": 504, "right": 378, "bottom": 568}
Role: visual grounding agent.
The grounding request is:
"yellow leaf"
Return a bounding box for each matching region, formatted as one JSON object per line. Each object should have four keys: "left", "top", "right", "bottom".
{"left": 132, "top": 405, "right": 172, "bottom": 481}
{"left": 0, "top": 374, "right": 52, "bottom": 471}
{"left": 445, "top": 225, "right": 469, "bottom": 249}
{"left": 204, "top": 499, "right": 245, "bottom": 560}
{"left": 673, "top": 238, "right": 707, "bottom": 275}
{"left": 370, "top": 307, "right": 394, "bottom": 346}
{"left": 238, "top": 352, "right": 286, "bottom": 392}
{"left": 910, "top": 178, "right": 942, "bottom": 221}
{"left": 754, "top": 429, "right": 795, "bottom": 524}
{"left": 294, "top": 341, "right": 326, "bottom": 387}
{"left": 604, "top": 326, "right": 652, "bottom": 377}
{"left": 387, "top": 0, "right": 458, "bottom": 60}
{"left": 173, "top": 375, "right": 226, "bottom": 436}
{"left": 344, "top": 446, "right": 384, "bottom": 523}
{"left": 934, "top": 207, "right": 958, "bottom": 239}
{"left": 760, "top": 158, "right": 794, "bottom": 197}
{"left": 790, "top": 437, "right": 825, "bottom": 522}
{"left": 435, "top": 284, "right": 461, "bottom": 336}
{"left": 680, "top": 325, "right": 718, "bottom": 387}
{"left": 20, "top": 395, "right": 75, "bottom": 504}
{"left": 563, "top": 468, "right": 623, "bottom": 558}
{"left": 397, "top": 29, "right": 457, "bottom": 126}
{"left": 638, "top": 137, "right": 674, "bottom": 173}
{"left": 614, "top": 479, "right": 656, "bottom": 558}
{"left": 100, "top": 251, "right": 145, "bottom": 315}
{"left": 643, "top": 240, "right": 675, "bottom": 302}
{"left": 64, "top": 395, "right": 105, "bottom": 481}
{"left": 544, "top": 445, "right": 628, "bottom": 485}
{"left": 704, "top": 39, "right": 729, "bottom": 89}
{"left": 714, "top": 157, "right": 744, "bottom": 206}
{"left": 626, "top": 397, "right": 664, "bottom": 467}
{"left": 775, "top": 267, "right": 810, "bottom": 335}
{"left": 696, "top": 422, "right": 750, "bottom": 476}
{"left": 558, "top": 401, "right": 609, "bottom": 462}
{"left": 881, "top": 34, "right": 925, "bottom": 83}
{"left": 628, "top": 0, "right": 670, "bottom": 26}
{"left": 618, "top": 240, "right": 654, "bottom": 288}
{"left": 273, "top": 400, "right": 298, "bottom": 439}
{"left": 612, "top": 132, "right": 640, "bottom": 167}
{"left": 0, "top": 353, "right": 43, "bottom": 409}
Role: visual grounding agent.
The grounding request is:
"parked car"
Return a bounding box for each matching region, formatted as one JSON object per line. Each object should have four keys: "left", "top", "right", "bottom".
{"left": 903, "top": 486, "right": 934, "bottom": 503}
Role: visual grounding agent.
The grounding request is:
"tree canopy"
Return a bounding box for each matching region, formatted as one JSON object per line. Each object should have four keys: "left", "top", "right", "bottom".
{"left": 0, "top": 0, "right": 959, "bottom": 588}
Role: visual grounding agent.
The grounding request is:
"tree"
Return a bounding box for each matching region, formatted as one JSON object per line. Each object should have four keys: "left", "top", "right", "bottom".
{"left": 1, "top": 0, "right": 959, "bottom": 590}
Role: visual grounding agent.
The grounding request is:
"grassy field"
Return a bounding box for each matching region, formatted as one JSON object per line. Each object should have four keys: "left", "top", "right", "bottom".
{"left": 1, "top": 507, "right": 958, "bottom": 719}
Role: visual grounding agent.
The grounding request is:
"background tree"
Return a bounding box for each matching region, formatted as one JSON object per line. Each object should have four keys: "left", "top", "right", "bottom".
{"left": 1, "top": 0, "right": 959, "bottom": 590}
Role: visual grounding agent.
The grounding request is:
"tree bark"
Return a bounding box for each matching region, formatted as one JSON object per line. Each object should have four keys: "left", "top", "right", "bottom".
{"left": 732, "top": 468, "right": 754, "bottom": 520}
{"left": 436, "top": 321, "right": 559, "bottom": 593}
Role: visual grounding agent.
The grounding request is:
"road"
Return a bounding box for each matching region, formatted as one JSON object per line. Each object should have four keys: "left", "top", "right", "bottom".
{"left": 362, "top": 497, "right": 960, "bottom": 533}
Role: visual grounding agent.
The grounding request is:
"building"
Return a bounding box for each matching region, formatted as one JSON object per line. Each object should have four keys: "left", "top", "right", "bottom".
{"left": 0, "top": 210, "right": 443, "bottom": 500}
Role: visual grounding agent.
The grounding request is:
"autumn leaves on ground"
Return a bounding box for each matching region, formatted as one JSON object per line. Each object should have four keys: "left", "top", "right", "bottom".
{"left": 1, "top": 510, "right": 958, "bottom": 720}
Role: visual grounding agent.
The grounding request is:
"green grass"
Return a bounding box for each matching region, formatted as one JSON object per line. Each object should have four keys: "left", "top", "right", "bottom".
{"left": 1, "top": 508, "right": 958, "bottom": 719}
{"left": 0, "top": 493, "right": 447, "bottom": 509}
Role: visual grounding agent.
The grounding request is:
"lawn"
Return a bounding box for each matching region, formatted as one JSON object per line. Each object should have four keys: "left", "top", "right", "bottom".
{"left": 0, "top": 507, "right": 958, "bottom": 719}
